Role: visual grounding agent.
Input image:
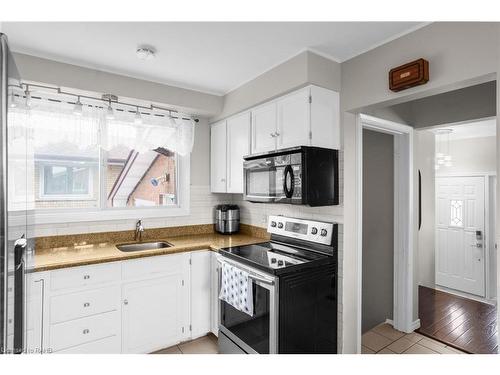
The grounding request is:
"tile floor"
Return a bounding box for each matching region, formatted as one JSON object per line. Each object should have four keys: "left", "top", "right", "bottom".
{"left": 155, "top": 324, "right": 467, "bottom": 354}
{"left": 362, "top": 323, "right": 467, "bottom": 354}
{"left": 153, "top": 334, "right": 219, "bottom": 354}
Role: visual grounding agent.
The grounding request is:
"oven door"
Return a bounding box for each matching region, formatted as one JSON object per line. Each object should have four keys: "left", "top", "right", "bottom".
{"left": 217, "top": 258, "right": 278, "bottom": 354}
{"left": 243, "top": 153, "right": 301, "bottom": 204}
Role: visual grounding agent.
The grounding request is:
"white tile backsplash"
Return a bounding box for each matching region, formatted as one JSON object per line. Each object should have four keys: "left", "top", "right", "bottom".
{"left": 33, "top": 185, "right": 232, "bottom": 237}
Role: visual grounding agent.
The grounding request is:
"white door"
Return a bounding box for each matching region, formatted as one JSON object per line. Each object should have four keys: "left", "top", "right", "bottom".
{"left": 251, "top": 102, "right": 277, "bottom": 154}
{"left": 122, "top": 275, "right": 184, "bottom": 353}
{"left": 276, "top": 88, "right": 311, "bottom": 149}
{"left": 227, "top": 112, "right": 250, "bottom": 193}
{"left": 435, "top": 176, "right": 486, "bottom": 296}
{"left": 210, "top": 120, "right": 227, "bottom": 192}
{"left": 190, "top": 251, "right": 212, "bottom": 338}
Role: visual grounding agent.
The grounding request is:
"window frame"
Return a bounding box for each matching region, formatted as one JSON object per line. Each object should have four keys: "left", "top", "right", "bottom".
{"left": 39, "top": 163, "right": 95, "bottom": 201}
{"left": 32, "top": 110, "right": 191, "bottom": 225}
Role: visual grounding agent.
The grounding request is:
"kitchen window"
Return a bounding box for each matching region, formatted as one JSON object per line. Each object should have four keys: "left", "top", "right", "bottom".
{"left": 10, "top": 88, "right": 195, "bottom": 223}
{"left": 41, "top": 165, "right": 93, "bottom": 198}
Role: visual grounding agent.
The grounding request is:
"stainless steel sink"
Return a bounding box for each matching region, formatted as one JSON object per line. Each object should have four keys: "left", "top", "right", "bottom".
{"left": 116, "top": 241, "right": 172, "bottom": 252}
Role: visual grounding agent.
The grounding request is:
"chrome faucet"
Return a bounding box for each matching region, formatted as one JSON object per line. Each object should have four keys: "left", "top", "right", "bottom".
{"left": 134, "top": 220, "right": 144, "bottom": 242}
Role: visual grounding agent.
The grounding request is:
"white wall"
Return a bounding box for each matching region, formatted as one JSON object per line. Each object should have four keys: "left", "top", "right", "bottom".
{"left": 416, "top": 130, "right": 436, "bottom": 289}
{"left": 437, "top": 136, "right": 497, "bottom": 175}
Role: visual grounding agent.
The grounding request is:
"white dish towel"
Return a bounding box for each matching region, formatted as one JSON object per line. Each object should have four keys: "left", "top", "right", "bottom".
{"left": 219, "top": 262, "right": 254, "bottom": 316}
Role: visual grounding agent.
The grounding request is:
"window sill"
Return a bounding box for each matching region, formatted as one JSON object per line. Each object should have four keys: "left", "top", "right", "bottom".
{"left": 31, "top": 205, "right": 190, "bottom": 225}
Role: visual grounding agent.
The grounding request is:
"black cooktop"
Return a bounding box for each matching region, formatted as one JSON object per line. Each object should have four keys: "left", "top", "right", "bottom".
{"left": 219, "top": 241, "right": 332, "bottom": 275}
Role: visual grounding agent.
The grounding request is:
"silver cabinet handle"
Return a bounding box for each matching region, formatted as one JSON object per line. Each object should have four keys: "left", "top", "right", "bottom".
{"left": 83, "top": 302, "right": 90, "bottom": 308}
{"left": 123, "top": 299, "right": 128, "bottom": 305}
{"left": 274, "top": 132, "right": 280, "bottom": 137}
{"left": 82, "top": 329, "right": 90, "bottom": 335}
{"left": 270, "top": 132, "right": 275, "bottom": 137}
{"left": 83, "top": 275, "right": 90, "bottom": 280}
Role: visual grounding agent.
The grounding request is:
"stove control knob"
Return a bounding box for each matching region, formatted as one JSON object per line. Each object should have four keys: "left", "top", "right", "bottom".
{"left": 311, "top": 227, "right": 318, "bottom": 235}
{"left": 320, "top": 229, "right": 328, "bottom": 237}
{"left": 270, "top": 258, "right": 277, "bottom": 264}
{"left": 277, "top": 260, "right": 284, "bottom": 267}
{"left": 270, "top": 221, "right": 277, "bottom": 227}
{"left": 277, "top": 222, "right": 283, "bottom": 229}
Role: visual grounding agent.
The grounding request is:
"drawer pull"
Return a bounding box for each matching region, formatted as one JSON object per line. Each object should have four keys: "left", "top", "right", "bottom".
{"left": 123, "top": 299, "right": 128, "bottom": 306}
{"left": 83, "top": 302, "right": 90, "bottom": 308}
{"left": 83, "top": 275, "right": 90, "bottom": 280}
{"left": 83, "top": 329, "right": 90, "bottom": 334}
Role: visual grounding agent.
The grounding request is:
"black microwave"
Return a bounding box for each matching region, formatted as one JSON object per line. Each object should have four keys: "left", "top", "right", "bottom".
{"left": 243, "top": 146, "right": 339, "bottom": 206}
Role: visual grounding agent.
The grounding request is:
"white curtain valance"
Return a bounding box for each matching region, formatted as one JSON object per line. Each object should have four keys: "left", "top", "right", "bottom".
{"left": 9, "top": 94, "right": 196, "bottom": 157}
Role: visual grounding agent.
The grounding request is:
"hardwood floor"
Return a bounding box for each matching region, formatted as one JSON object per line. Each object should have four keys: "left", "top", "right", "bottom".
{"left": 417, "top": 286, "right": 498, "bottom": 354}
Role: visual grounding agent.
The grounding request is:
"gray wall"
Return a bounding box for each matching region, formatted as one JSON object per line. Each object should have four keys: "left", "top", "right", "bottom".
{"left": 362, "top": 129, "right": 394, "bottom": 333}
{"left": 190, "top": 118, "right": 210, "bottom": 185}
{"left": 386, "top": 81, "right": 496, "bottom": 128}
{"left": 212, "top": 51, "right": 341, "bottom": 121}
{"left": 12, "top": 52, "right": 223, "bottom": 117}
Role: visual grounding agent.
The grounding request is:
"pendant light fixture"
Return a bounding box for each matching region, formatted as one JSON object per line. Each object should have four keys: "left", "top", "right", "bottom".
{"left": 134, "top": 106, "right": 142, "bottom": 124}
{"left": 73, "top": 96, "right": 83, "bottom": 116}
{"left": 435, "top": 128, "right": 453, "bottom": 170}
{"left": 24, "top": 86, "right": 32, "bottom": 108}
{"left": 8, "top": 90, "right": 17, "bottom": 108}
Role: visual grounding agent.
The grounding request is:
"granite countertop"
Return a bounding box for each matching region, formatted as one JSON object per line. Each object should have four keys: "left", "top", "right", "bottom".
{"left": 34, "top": 232, "right": 268, "bottom": 272}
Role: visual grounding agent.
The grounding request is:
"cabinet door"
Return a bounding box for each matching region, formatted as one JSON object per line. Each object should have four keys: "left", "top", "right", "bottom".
{"left": 210, "top": 120, "right": 227, "bottom": 192}
{"left": 122, "top": 275, "right": 185, "bottom": 353}
{"left": 310, "top": 86, "right": 340, "bottom": 149}
{"left": 227, "top": 112, "right": 250, "bottom": 193}
{"left": 210, "top": 252, "right": 221, "bottom": 336}
{"left": 251, "top": 102, "right": 277, "bottom": 154}
{"left": 277, "top": 87, "right": 311, "bottom": 149}
{"left": 190, "top": 251, "right": 212, "bottom": 338}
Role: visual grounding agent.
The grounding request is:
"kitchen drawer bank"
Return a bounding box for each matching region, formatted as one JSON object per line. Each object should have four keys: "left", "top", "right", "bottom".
{"left": 30, "top": 251, "right": 220, "bottom": 354}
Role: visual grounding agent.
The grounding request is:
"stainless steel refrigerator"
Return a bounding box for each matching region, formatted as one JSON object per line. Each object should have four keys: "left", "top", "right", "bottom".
{"left": 0, "top": 32, "right": 34, "bottom": 354}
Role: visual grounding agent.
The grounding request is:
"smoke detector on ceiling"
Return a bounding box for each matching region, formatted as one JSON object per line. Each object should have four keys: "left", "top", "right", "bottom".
{"left": 136, "top": 46, "right": 156, "bottom": 60}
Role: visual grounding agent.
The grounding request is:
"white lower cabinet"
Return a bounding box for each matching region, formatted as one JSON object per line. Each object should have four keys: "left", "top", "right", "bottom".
{"left": 190, "top": 251, "right": 212, "bottom": 338}
{"left": 210, "top": 252, "right": 220, "bottom": 336}
{"left": 122, "top": 275, "right": 184, "bottom": 353}
{"left": 34, "top": 250, "right": 212, "bottom": 354}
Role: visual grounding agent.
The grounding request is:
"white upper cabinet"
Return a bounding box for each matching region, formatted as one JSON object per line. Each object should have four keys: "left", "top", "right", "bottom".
{"left": 210, "top": 120, "right": 227, "bottom": 193}
{"left": 252, "top": 85, "right": 339, "bottom": 153}
{"left": 226, "top": 112, "right": 250, "bottom": 193}
{"left": 310, "top": 85, "right": 340, "bottom": 150}
{"left": 210, "top": 85, "right": 339, "bottom": 194}
{"left": 251, "top": 102, "right": 277, "bottom": 154}
{"left": 276, "top": 87, "right": 311, "bottom": 149}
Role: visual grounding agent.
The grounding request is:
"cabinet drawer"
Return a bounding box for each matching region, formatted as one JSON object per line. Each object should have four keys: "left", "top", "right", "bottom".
{"left": 50, "top": 311, "right": 119, "bottom": 352}
{"left": 122, "top": 253, "right": 185, "bottom": 280}
{"left": 50, "top": 286, "right": 120, "bottom": 324}
{"left": 55, "top": 335, "right": 120, "bottom": 354}
{"left": 50, "top": 262, "right": 121, "bottom": 291}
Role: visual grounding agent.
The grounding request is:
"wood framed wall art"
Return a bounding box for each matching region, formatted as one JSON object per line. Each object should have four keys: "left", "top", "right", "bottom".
{"left": 389, "top": 58, "right": 429, "bottom": 92}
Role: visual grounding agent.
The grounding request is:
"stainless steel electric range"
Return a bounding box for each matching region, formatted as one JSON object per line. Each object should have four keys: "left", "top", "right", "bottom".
{"left": 217, "top": 215, "right": 338, "bottom": 354}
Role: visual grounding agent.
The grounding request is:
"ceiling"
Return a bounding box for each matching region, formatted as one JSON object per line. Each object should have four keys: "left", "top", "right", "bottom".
{"left": 2, "top": 22, "right": 426, "bottom": 95}
{"left": 434, "top": 119, "right": 497, "bottom": 140}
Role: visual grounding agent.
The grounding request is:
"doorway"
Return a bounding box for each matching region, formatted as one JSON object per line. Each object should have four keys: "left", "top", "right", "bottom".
{"left": 415, "top": 118, "right": 498, "bottom": 354}
{"left": 357, "top": 115, "right": 415, "bottom": 347}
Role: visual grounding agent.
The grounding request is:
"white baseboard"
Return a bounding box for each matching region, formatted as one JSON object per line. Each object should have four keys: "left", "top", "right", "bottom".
{"left": 384, "top": 319, "right": 394, "bottom": 326}
{"left": 411, "top": 319, "right": 421, "bottom": 331}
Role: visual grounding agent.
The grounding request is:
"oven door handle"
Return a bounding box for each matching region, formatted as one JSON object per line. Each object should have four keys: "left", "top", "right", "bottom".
{"left": 248, "top": 274, "right": 275, "bottom": 286}
{"left": 217, "top": 258, "right": 275, "bottom": 286}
